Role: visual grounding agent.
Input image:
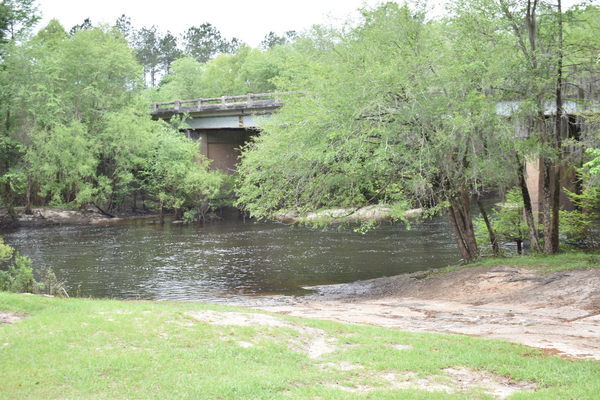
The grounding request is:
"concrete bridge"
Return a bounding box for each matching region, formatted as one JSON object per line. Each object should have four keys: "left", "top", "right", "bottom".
{"left": 151, "top": 93, "right": 282, "bottom": 172}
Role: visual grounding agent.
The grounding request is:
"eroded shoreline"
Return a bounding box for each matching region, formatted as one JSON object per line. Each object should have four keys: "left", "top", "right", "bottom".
{"left": 256, "top": 266, "right": 600, "bottom": 360}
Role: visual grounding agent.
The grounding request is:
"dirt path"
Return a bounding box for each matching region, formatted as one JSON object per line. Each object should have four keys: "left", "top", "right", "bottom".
{"left": 256, "top": 266, "right": 600, "bottom": 360}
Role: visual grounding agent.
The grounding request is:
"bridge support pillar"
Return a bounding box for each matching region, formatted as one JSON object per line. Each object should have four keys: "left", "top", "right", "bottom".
{"left": 198, "top": 132, "right": 209, "bottom": 157}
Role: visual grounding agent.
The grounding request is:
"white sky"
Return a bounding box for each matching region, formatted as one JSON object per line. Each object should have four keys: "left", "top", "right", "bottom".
{"left": 34, "top": 0, "right": 591, "bottom": 47}
{"left": 35, "top": 0, "right": 389, "bottom": 46}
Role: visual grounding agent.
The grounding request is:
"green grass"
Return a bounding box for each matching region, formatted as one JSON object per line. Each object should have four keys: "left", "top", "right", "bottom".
{"left": 1, "top": 292, "right": 599, "bottom": 399}
{"left": 435, "top": 250, "right": 600, "bottom": 275}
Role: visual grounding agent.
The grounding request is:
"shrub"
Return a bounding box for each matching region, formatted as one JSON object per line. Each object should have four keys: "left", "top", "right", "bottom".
{"left": 0, "top": 237, "right": 68, "bottom": 296}
{"left": 0, "top": 239, "right": 39, "bottom": 293}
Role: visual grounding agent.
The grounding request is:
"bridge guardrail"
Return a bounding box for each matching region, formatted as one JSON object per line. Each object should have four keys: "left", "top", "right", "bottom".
{"left": 151, "top": 93, "right": 284, "bottom": 114}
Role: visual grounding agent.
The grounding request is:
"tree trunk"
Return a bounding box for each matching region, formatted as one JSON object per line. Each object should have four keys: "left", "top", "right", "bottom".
{"left": 92, "top": 202, "right": 115, "bottom": 218}
{"left": 159, "top": 199, "right": 164, "bottom": 225}
{"left": 447, "top": 192, "right": 479, "bottom": 263}
{"left": 174, "top": 207, "right": 183, "bottom": 220}
{"left": 24, "top": 175, "right": 33, "bottom": 215}
{"left": 448, "top": 208, "right": 471, "bottom": 263}
{"left": 516, "top": 156, "right": 541, "bottom": 252}
{"left": 150, "top": 68, "right": 156, "bottom": 87}
{"left": 476, "top": 198, "right": 500, "bottom": 256}
{"left": 516, "top": 239, "right": 523, "bottom": 255}
{"left": 542, "top": 0, "right": 564, "bottom": 254}
{"left": 542, "top": 162, "right": 560, "bottom": 253}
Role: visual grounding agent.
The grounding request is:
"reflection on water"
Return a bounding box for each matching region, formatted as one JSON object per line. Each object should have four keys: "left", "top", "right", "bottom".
{"left": 2, "top": 218, "right": 458, "bottom": 302}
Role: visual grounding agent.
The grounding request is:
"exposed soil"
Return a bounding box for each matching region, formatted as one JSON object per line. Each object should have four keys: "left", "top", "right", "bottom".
{"left": 184, "top": 308, "right": 537, "bottom": 398}
{"left": 0, "top": 311, "right": 26, "bottom": 324}
{"left": 256, "top": 266, "right": 600, "bottom": 360}
{"left": 185, "top": 310, "right": 337, "bottom": 359}
{"left": 326, "top": 367, "right": 536, "bottom": 398}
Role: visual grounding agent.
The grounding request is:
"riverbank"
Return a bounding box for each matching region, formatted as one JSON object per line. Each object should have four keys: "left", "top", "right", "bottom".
{"left": 0, "top": 206, "right": 164, "bottom": 227}
{"left": 258, "top": 252, "right": 600, "bottom": 360}
{"left": 1, "top": 291, "right": 599, "bottom": 399}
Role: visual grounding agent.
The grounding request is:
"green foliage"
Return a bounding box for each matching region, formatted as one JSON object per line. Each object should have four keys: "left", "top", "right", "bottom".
{"left": 0, "top": 18, "right": 226, "bottom": 217}
{"left": 476, "top": 187, "right": 598, "bottom": 252}
{"left": 154, "top": 57, "right": 205, "bottom": 100}
{"left": 562, "top": 184, "right": 600, "bottom": 246}
{"left": 441, "top": 250, "right": 600, "bottom": 273}
{"left": 0, "top": 237, "right": 37, "bottom": 293}
{"left": 584, "top": 148, "right": 600, "bottom": 184}
{"left": 156, "top": 45, "right": 288, "bottom": 101}
{"left": 0, "top": 135, "right": 26, "bottom": 213}
{"left": 131, "top": 26, "right": 183, "bottom": 86}
{"left": 474, "top": 190, "right": 528, "bottom": 254}
{"left": 236, "top": 3, "right": 513, "bottom": 224}
{"left": 559, "top": 209, "right": 592, "bottom": 243}
{"left": 183, "top": 23, "right": 239, "bottom": 63}
{"left": 26, "top": 121, "right": 98, "bottom": 205}
{"left": 132, "top": 25, "right": 161, "bottom": 86}
{"left": 260, "top": 30, "right": 297, "bottom": 50}
{"left": 147, "top": 126, "right": 225, "bottom": 216}
{"left": 0, "top": 0, "right": 39, "bottom": 43}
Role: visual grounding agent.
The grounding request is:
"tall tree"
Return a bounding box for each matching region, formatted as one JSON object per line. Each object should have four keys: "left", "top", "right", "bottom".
{"left": 133, "top": 26, "right": 161, "bottom": 86}
{"left": 236, "top": 4, "right": 514, "bottom": 262}
{"left": 113, "top": 14, "right": 133, "bottom": 41}
{"left": 183, "top": 23, "right": 239, "bottom": 63}
{"left": 260, "top": 30, "right": 297, "bottom": 50}
{"left": 0, "top": 0, "right": 38, "bottom": 42}
{"left": 68, "top": 17, "right": 92, "bottom": 35}
{"left": 158, "top": 31, "right": 181, "bottom": 74}
{"left": 451, "top": 0, "right": 600, "bottom": 253}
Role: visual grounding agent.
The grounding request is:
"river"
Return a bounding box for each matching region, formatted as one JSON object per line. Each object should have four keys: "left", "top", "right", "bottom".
{"left": 2, "top": 218, "right": 458, "bottom": 302}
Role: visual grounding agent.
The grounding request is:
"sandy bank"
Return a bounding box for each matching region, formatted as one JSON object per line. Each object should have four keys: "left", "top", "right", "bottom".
{"left": 258, "top": 265, "right": 600, "bottom": 360}
{"left": 0, "top": 206, "right": 163, "bottom": 227}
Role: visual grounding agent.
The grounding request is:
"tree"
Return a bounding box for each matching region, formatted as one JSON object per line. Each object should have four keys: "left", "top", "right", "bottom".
{"left": 133, "top": 26, "right": 161, "bottom": 86}
{"left": 133, "top": 26, "right": 184, "bottom": 86}
{"left": 0, "top": 0, "right": 39, "bottom": 216}
{"left": 183, "top": 23, "right": 239, "bottom": 63}
{"left": 113, "top": 14, "right": 133, "bottom": 41}
{"left": 26, "top": 121, "right": 99, "bottom": 205}
{"left": 156, "top": 45, "right": 288, "bottom": 101}
{"left": 1, "top": 24, "right": 142, "bottom": 208}
{"left": 475, "top": 189, "right": 529, "bottom": 254}
{"left": 0, "top": 0, "right": 38, "bottom": 43}
{"left": 236, "top": 4, "right": 515, "bottom": 262}
{"left": 155, "top": 57, "right": 205, "bottom": 101}
{"left": 158, "top": 31, "right": 182, "bottom": 74}
{"left": 260, "top": 30, "right": 296, "bottom": 50}
{"left": 0, "top": 16, "right": 227, "bottom": 217}
{"left": 69, "top": 17, "right": 92, "bottom": 35}
{"left": 145, "top": 123, "right": 224, "bottom": 223}
{"left": 451, "top": 0, "right": 600, "bottom": 253}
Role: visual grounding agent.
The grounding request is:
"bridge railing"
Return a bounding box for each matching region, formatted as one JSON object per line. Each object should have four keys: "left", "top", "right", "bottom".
{"left": 151, "top": 93, "right": 283, "bottom": 114}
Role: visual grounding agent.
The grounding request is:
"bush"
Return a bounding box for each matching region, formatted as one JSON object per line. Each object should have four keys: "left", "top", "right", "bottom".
{"left": 0, "top": 239, "right": 39, "bottom": 293}
{"left": 0, "top": 237, "right": 68, "bottom": 296}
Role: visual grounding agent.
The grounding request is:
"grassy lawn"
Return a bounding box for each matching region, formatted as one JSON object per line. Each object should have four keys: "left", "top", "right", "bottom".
{"left": 435, "top": 251, "right": 600, "bottom": 274}
{"left": 1, "top": 292, "right": 599, "bottom": 399}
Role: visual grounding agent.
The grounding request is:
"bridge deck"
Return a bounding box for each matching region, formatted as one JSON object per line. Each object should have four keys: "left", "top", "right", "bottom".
{"left": 151, "top": 93, "right": 282, "bottom": 118}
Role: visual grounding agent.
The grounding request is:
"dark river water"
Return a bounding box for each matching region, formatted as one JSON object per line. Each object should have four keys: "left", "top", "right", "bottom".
{"left": 2, "top": 218, "right": 458, "bottom": 302}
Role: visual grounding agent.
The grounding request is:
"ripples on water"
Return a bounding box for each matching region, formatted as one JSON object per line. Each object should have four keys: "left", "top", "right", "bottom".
{"left": 2, "top": 218, "right": 458, "bottom": 302}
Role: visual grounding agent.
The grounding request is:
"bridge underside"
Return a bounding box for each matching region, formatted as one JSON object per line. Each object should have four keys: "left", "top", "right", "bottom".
{"left": 152, "top": 94, "right": 281, "bottom": 175}
{"left": 186, "top": 128, "right": 257, "bottom": 173}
